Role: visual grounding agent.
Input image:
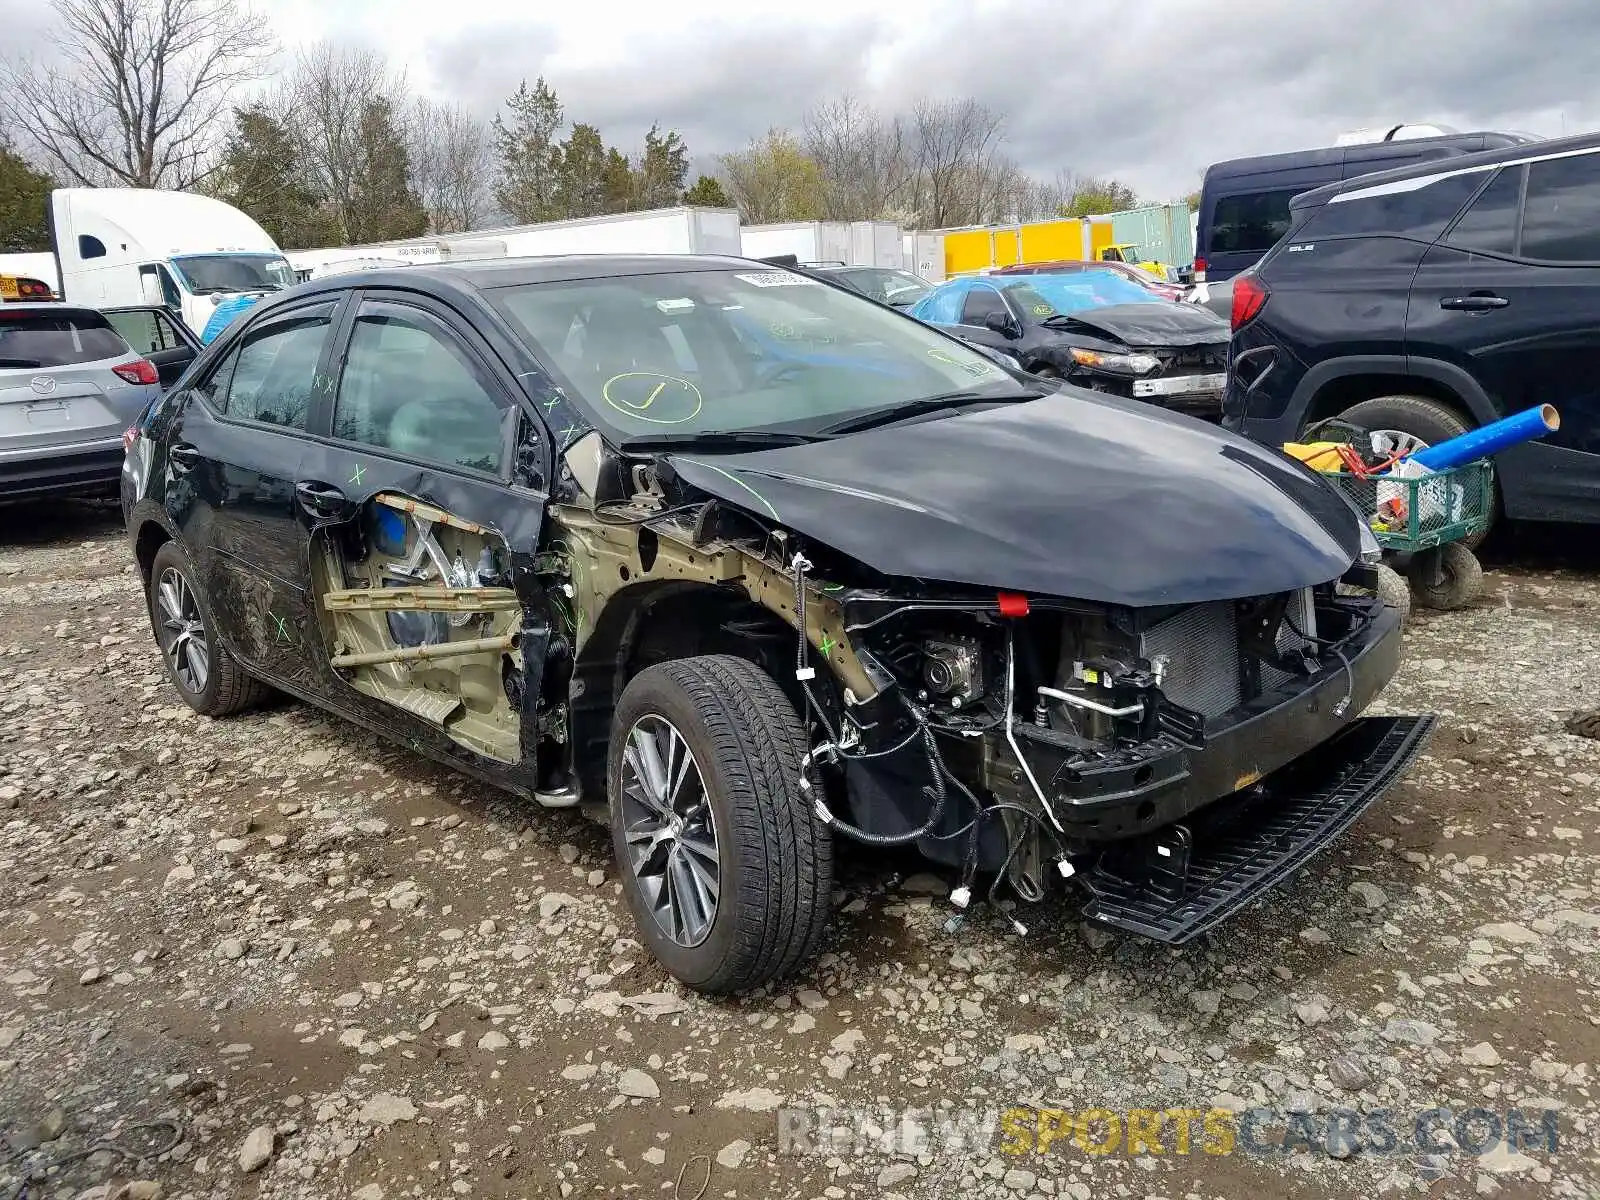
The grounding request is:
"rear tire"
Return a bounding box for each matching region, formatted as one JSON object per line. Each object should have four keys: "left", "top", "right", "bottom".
{"left": 147, "top": 541, "right": 272, "bottom": 717}
{"left": 1336, "top": 394, "right": 1491, "bottom": 546}
{"left": 608, "top": 655, "right": 832, "bottom": 995}
{"left": 1376, "top": 563, "right": 1412, "bottom": 625}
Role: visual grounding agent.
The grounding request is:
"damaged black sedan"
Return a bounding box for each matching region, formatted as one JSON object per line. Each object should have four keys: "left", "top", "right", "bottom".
{"left": 910, "top": 269, "right": 1232, "bottom": 418}
{"left": 122, "top": 255, "right": 1433, "bottom": 994}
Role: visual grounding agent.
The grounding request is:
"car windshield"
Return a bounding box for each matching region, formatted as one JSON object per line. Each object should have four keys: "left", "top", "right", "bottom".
{"left": 998, "top": 270, "right": 1158, "bottom": 317}
{"left": 835, "top": 268, "right": 932, "bottom": 305}
{"left": 170, "top": 254, "right": 294, "bottom": 295}
{"left": 0, "top": 310, "right": 128, "bottom": 368}
{"left": 490, "top": 267, "right": 1025, "bottom": 438}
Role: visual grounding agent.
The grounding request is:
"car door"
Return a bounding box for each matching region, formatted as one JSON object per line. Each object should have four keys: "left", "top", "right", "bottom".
{"left": 946, "top": 283, "right": 1022, "bottom": 352}
{"left": 103, "top": 305, "right": 199, "bottom": 389}
{"left": 161, "top": 298, "right": 341, "bottom": 688}
{"left": 1408, "top": 152, "right": 1600, "bottom": 512}
{"left": 293, "top": 291, "right": 545, "bottom": 782}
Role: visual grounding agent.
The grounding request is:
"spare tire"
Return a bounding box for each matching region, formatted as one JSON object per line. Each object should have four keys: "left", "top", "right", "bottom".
{"left": 1336, "top": 395, "right": 1491, "bottom": 546}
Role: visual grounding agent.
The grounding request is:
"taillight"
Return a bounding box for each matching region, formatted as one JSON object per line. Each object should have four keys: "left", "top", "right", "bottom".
{"left": 1192, "top": 255, "right": 1207, "bottom": 282}
{"left": 112, "top": 358, "right": 160, "bottom": 385}
{"left": 1231, "top": 276, "right": 1269, "bottom": 331}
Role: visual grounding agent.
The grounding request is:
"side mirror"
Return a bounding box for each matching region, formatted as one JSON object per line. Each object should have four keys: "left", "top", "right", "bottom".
{"left": 983, "top": 310, "right": 1019, "bottom": 338}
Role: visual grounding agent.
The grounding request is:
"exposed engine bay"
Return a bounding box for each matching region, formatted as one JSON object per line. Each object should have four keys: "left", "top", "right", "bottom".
{"left": 499, "top": 429, "right": 1422, "bottom": 941}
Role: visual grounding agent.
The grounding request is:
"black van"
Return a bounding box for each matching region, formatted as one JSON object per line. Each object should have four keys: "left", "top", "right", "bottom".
{"left": 1195, "top": 131, "right": 1536, "bottom": 282}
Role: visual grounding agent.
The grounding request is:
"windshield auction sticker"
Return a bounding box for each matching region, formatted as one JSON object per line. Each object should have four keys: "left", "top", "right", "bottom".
{"left": 735, "top": 271, "right": 824, "bottom": 288}
{"left": 601, "top": 372, "right": 704, "bottom": 425}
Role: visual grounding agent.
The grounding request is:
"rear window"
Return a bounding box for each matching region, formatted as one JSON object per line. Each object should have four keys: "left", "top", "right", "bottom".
{"left": 1207, "top": 189, "right": 1302, "bottom": 254}
{"left": 0, "top": 310, "right": 129, "bottom": 369}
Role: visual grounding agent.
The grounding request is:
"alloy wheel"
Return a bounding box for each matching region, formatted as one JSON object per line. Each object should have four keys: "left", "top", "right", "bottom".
{"left": 618, "top": 715, "right": 719, "bottom": 947}
{"left": 155, "top": 566, "right": 210, "bottom": 694}
{"left": 1366, "top": 428, "right": 1430, "bottom": 459}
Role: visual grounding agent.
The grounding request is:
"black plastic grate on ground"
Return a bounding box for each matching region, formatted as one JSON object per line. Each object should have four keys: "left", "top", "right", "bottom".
{"left": 1079, "top": 714, "right": 1438, "bottom": 943}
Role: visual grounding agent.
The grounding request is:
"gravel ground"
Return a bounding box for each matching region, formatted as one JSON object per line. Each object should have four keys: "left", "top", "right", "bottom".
{"left": 1, "top": 500, "right": 1597, "bottom": 1200}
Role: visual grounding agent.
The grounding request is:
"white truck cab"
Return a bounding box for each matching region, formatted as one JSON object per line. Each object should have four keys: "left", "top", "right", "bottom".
{"left": 49, "top": 188, "right": 294, "bottom": 337}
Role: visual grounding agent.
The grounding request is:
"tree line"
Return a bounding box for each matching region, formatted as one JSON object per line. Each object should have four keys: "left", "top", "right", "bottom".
{"left": 0, "top": 0, "right": 1173, "bottom": 257}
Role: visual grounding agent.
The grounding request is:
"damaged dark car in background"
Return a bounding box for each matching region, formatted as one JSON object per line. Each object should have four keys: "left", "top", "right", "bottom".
{"left": 911, "top": 269, "right": 1233, "bottom": 419}
{"left": 123, "top": 255, "right": 1433, "bottom": 995}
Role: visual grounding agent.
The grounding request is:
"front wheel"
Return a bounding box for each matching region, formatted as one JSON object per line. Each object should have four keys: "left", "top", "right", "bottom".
{"left": 608, "top": 655, "right": 832, "bottom": 994}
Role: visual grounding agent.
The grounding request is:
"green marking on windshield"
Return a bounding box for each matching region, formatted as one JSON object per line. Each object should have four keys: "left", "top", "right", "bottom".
{"left": 676, "top": 458, "right": 779, "bottom": 521}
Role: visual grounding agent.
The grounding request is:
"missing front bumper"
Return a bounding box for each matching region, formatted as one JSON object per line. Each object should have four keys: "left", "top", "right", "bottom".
{"left": 1077, "top": 713, "right": 1437, "bottom": 944}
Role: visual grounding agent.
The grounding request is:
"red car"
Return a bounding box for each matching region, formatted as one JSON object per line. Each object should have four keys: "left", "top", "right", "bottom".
{"left": 992, "top": 259, "right": 1185, "bottom": 301}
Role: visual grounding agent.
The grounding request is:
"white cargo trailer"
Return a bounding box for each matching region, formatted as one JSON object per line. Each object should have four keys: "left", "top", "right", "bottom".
{"left": 901, "top": 231, "right": 946, "bottom": 282}
{"left": 492, "top": 207, "right": 743, "bottom": 258}
{"left": 741, "top": 220, "right": 905, "bottom": 268}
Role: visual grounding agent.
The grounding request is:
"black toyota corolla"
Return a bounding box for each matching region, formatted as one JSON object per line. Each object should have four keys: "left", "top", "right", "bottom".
{"left": 910, "top": 269, "right": 1232, "bottom": 418}
{"left": 122, "top": 255, "right": 1432, "bottom": 993}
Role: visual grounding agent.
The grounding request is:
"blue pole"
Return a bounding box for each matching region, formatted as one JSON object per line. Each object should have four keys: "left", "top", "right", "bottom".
{"left": 1406, "top": 404, "right": 1559, "bottom": 471}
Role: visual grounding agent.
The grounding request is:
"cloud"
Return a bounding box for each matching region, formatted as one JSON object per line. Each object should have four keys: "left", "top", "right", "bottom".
{"left": 4, "top": 0, "right": 1599, "bottom": 201}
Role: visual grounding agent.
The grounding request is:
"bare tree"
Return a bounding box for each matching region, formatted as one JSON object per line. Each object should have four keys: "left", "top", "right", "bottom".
{"left": 287, "top": 43, "right": 410, "bottom": 241}
{"left": 905, "top": 97, "right": 1008, "bottom": 228}
{"left": 0, "top": 0, "right": 274, "bottom": 188}
{"left": 408, "top": 97, "right": 492, "bottom": 233}
{"left": 802, "top": 94, "right": 910, "bottom": 221}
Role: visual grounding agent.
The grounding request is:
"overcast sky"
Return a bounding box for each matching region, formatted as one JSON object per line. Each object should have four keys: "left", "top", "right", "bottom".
{"left": 5, "top": 0, "right": 1599, "bottom": 199}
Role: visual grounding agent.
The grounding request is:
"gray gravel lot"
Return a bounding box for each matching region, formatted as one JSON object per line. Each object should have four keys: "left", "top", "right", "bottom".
{"left": 1, "top": 501, "right": 1597, "bottom": 1200}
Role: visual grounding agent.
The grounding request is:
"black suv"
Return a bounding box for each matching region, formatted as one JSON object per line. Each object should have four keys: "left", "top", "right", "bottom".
{"left": 1225, "top": 130, "right": 1600, "bottom": 526}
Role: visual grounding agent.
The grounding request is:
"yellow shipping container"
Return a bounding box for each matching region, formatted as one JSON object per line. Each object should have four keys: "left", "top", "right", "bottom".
{"left": 937, "top": 217, "right": 1117, "bottom": 277}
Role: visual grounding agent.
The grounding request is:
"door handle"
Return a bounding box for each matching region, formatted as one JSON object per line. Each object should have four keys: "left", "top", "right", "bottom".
{"left": 295, "top": 479, "right": 353, "bottom": 521}
{"left": 168, "top": 443, "right": 199, "bottom": 473}
{"left": 1440, "top": 293, "right": 1509, "bottom": 311}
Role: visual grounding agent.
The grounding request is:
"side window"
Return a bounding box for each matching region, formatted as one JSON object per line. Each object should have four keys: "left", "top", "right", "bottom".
{"left": 332, "top": 305, "right": 508, "bottom": 476}
{"left": 106, "top": 309, "right": 185, "bottom": 355}
{"left": 961, "top": 286, "right": 1009, "bottom": 325}
{"left": 1303, "top": 170, "right": 1489, "bottom": 241}
{"left": 224, "top": 311, "right": 332, "bottom": 431}
{"left": 1520, "top": 153, "right": 1600, "bottom": 262}
{"left": 1446, "top": 166, "right": 1524, "bottom": 256}
{"left": 194, "top": 349, "right": 236, "bottom": 411}
{"left": 1208, "top": 189, "right": 1301, "bottom": 254}
{"left": 79, "top": 235, "right": 106, "bottom": 259}
{"left": 917, "top": 284, "right": 964, "bottom": 326}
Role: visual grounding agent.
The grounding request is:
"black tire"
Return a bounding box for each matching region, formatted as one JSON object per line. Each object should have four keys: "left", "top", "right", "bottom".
{"left": 1376, "top": 563, "right": 1412, "bottom": 625}
{"left": 608, "top": 655, "right": 832, "bottom": 994}
{"left": 147, "top": 541, "right": 272, "bottom": 717}
{"left": 1337, "top": 394, "right": 1491, "bottom": 546}
{"left": 1408, "top": 543, "right": 1483, "bottom": 611}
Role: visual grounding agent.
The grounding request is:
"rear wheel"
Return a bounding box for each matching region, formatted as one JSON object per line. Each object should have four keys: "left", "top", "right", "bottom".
{"left": 1336, "top": 394, "right": 1491, "bottom": 546}
{"left": 1408, "top": 543, "right": 1483, "bottom": 611}
{"left": 608, "top": 655, "right": 832, "bottom": 994}
{"left": 147, "top": 542, "right": 271, "bottom": 717}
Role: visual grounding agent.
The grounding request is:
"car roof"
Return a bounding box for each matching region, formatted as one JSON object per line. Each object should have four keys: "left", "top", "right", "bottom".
{"left": 1292, "top": 128, "right": 1600, "bottom": 211}
{"left": 269, "top": 254, "right": 805, "bottom": 309}
{"left": 1202, "top": 131, "right": 1537, "bottom": 183}
{"left": 0, "top": 301, "right": 106, "bottom": 318}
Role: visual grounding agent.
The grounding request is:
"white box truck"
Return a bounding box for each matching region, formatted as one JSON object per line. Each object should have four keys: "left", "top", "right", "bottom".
{"left": 48, "top": 188, "right": 294, "bottom": 336}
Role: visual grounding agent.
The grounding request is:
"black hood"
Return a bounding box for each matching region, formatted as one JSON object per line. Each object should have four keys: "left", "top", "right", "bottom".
{"left": 1051, "top": 302, "right": 1229, "bottom": 348}
{"left": 665, "top": 391, "right": 1361, "bottom": 608}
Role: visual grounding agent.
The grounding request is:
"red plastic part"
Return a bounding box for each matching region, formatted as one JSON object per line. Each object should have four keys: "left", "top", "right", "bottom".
{"left": 112, "top": 358, "right": 160, "bottom": 385}
{"left": 996, "top": 592, "right": 1030, "bottom": 617}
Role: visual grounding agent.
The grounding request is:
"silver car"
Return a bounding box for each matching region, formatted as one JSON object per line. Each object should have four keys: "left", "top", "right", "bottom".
{"left": 0, "top": 303, "right": 167, "bottom": 500}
